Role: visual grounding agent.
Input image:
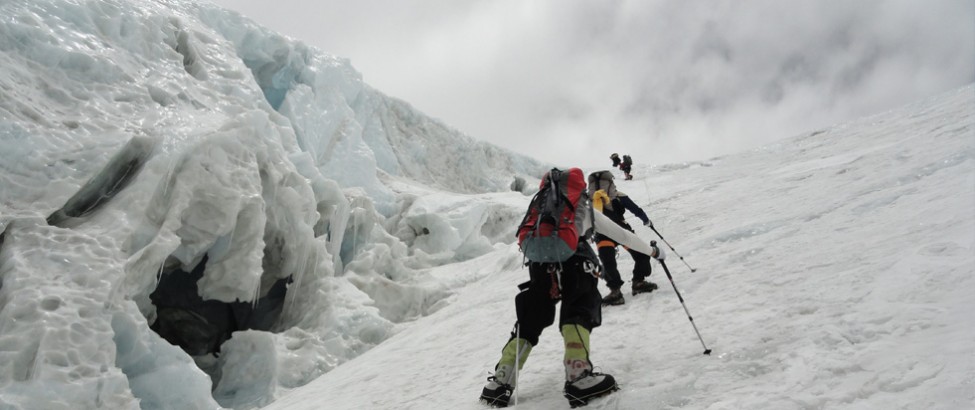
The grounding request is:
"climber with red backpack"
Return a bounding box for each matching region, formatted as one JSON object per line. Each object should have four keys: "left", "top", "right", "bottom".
{"left": 588, "top": 170, "right": 657, "bottom": 305}
{"left": 480, "top": 167, "right": 618, "bottom": 408}
{"left": 609, "top": 153, "right": 634, "bottom": 180}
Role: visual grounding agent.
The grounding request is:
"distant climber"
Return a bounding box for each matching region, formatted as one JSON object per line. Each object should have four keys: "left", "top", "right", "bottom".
{"left": 609, "top": 153, "right": 634, "bottom": 180}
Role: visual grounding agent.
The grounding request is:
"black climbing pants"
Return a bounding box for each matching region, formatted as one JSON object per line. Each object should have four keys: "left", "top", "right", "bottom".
{"left": 512, "top": 254, "right": 602, "bottom": 346}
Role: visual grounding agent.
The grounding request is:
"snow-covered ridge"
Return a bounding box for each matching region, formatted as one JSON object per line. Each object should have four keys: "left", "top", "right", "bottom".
{"left": 0, "top": 0, "right": 545, "bottom": 408}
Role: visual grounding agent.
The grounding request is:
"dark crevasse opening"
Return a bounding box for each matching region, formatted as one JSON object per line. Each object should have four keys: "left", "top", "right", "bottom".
{"left": 47, "top": 135, "right": 156, "bottom": 227}
{"left": 149, "top": 254, "right": 291, "bottom": 357}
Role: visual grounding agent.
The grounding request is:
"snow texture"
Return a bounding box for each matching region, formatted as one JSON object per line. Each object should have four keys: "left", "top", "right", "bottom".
{"left": 0, "top": 0, "right": 972, "bottom": 410}
{"left": 265, "top": 86, "right": 975, "bottom": 410}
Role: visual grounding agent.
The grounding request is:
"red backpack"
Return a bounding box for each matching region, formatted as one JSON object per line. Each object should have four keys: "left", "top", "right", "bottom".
{"left": 516, "top": 168, "right": 587, "bottom": 262}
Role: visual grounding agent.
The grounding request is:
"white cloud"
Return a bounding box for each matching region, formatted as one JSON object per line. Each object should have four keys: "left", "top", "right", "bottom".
{"left": 210, "top": 0, "right": 975, "bottom": 166}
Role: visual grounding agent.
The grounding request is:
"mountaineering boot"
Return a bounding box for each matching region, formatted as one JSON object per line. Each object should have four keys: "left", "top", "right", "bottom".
{"left": 601, "top": 288, "right": 624, "bottom": 306}
{"left": 631, "top": 280, "right": 658, "bottom": 296}
{"left": 480, "top": 337, "right": 532, "bottom": 407}
{"left": 480, "top": 363, "right": 515, "bottom": 407}
{"left": 561, "top": 324, "right": 618, "bottom": 407}
{"left": 564, "top": 369, "right": 619, "bottom": 408}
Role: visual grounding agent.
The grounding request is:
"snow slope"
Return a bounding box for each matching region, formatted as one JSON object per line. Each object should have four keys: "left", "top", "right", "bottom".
{"left": 0, "top": 0, "right": 972, "bottom": 409}
{"left": 266, "top": 87, "right": 975, "bottom": 409}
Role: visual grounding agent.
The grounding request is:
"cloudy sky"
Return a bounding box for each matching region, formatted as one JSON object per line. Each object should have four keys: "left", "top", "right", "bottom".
{"left": 208, "top": 0, "right": 974, "bottom": 167}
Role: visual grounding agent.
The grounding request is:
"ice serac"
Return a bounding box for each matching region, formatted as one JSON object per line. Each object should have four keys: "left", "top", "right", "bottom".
{"left": 120, "top": 116, "right": 323, "bottom": 350}
{"left": 0, "top": 0, "right": 549, "bottom": 409}
{"left": 199, "top": 6, "right": 548, "bottom": 214}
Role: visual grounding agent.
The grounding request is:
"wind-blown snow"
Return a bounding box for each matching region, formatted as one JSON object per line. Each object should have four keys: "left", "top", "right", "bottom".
{"left": 0, "top": 0, "right": 972, "bottom": 410}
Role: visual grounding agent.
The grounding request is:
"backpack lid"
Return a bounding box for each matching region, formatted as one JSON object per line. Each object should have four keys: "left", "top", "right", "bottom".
{"left": 539, "top": 167, "right": 562, "bottom": 188}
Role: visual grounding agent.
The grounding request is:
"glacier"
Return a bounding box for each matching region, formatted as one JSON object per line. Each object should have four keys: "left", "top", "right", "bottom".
{"left": 1, "top": 0, "right": 972, "bottom": 409}
{"left": 0, "top": 0, "right": 547, "bottom": 408}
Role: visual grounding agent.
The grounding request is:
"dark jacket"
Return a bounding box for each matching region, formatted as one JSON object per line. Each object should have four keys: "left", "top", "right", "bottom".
{"left": 595, "top": 194, "right": 649, "bottom": 241}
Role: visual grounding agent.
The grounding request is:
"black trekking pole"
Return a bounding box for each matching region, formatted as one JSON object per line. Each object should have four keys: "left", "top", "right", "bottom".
{"left": 649, "top": 226, "right": 697, "bottom": 273}
{"left": 655, "top": 244, "right": 711, "bottom": 356}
